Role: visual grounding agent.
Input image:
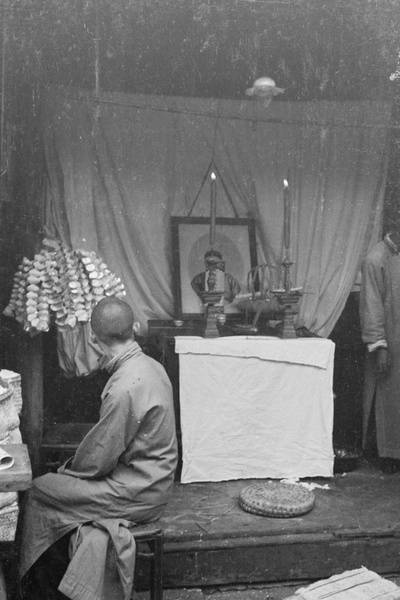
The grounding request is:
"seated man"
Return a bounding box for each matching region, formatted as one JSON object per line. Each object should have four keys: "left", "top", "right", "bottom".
{"left": 20, "top": 296, "right": 178, "bottom": 600}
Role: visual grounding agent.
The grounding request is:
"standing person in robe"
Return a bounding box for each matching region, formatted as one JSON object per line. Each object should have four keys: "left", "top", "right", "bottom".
{"left": 359, "top": 229, "right": 400, "bottom": 473}
{"left": 20, "top": 296, "right": 178, "bottom": 600}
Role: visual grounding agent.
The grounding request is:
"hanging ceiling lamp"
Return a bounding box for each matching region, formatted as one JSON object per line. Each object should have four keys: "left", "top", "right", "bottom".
{"left": 245, "top": 77, "right": 285, "bottom": 131}
{"left": 245, "top": 76, "right": 284, "bottom": 108}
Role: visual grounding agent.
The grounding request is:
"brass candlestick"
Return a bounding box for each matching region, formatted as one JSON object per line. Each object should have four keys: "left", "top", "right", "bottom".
{"left": 272, "top": 178, "right": 302, "bottom": 339}
{"left": 198, "top": 251, "right": 225, "bottom": 338}
{"left": 272, "top": 255, "right": 302, "bottom": 339}
{"left": 199, "top": 290, "right": 224, "bottom": 338}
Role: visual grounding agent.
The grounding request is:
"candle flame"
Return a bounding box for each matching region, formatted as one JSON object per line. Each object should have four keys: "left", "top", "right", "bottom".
{"left": 283, "top": 179, "right": 289, "bottom": 188}
{"left": 211, "top": 172, "right": 216, "bottom": 181}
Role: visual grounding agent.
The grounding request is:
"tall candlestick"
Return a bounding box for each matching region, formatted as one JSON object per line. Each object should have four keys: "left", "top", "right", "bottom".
{"left": 210, "top": 172, "right": 217, "bottom": 246}
{"left": 283, "top": 178, "right": 290, "bottom": 251}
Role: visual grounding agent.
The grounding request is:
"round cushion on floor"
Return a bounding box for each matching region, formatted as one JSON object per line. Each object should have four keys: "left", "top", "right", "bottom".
{"left": 238, "top": 481, "right": 315, "bottom": 518}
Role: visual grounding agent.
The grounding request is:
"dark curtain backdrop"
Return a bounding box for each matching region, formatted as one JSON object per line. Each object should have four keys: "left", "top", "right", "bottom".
{"left": 42, "top": 85, "right": 390, "bottom": 337}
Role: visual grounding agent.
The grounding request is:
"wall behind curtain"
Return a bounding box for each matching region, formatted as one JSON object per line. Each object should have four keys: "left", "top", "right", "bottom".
{"left": 42, "top": 86, "right": 390, "bottom": 336}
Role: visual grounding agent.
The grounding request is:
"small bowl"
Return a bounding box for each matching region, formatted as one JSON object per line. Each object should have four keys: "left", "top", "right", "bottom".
{"left": 173, "top": 320, "right": 184, "bottom": 327}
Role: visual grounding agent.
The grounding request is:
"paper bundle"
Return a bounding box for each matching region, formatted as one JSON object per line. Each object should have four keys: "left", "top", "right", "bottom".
{"left": 0, "top": 501, "right": 19, "bottom": 541}
{"left": 0, "top": 381, "right": 19, "bottom": 444}
{"left": 290, "top": 568, "right": 400, "bottom": 600}
{"left": 0, "top": 369, "right": 22, "bottom": 414}
{"left": 0, "top": 473, "right": 18, "bottom": 543}
{"left": 0, "top": 447, "right": 14, "bottom": 470}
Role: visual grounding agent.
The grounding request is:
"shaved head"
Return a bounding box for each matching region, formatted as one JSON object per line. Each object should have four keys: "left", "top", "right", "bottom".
{"left": 91, "top": 297, "right": 134, "bottom": 345}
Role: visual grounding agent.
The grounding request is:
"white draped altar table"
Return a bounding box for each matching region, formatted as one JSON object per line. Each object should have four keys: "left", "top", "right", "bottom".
{"left": 175, "top": 336, "right": 335, "bottom": 483}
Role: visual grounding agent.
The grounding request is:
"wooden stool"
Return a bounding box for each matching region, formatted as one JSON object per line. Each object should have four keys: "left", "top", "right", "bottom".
{"left": 67, "top": 522, "right": 164, "bottom": 600}
{"left": 133, "top": 525, "right": 164, "bottom": 600}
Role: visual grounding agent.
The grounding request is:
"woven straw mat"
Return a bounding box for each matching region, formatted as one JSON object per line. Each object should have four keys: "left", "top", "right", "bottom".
{"left": 239, "top": 481, "right": 315, "bottom": 518}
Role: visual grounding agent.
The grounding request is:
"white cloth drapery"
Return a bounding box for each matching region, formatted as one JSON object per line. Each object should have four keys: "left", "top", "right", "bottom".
{"left": 176, "top": 336, "right": 335, "bottom": 482}
{"left": 42, "top": 86, "right": 390, "bottom": 338}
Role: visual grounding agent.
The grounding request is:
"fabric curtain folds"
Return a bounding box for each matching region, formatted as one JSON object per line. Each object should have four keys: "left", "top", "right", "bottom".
{"left": 42, "top": 85, "right": 390, "bottom": 343}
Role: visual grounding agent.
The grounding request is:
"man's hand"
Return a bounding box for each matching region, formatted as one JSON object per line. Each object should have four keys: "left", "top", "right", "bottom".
{"left": 376, "top": 347, "right": 390, "bottom": 375}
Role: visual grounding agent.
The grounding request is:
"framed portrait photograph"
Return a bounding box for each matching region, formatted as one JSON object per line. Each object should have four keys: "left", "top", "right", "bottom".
{"left": 171, "top": 216, "right": 258, "bottom": 318}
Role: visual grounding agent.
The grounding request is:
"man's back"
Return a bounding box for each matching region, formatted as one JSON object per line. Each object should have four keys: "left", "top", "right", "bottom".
{"left": 60, "top": 342, "right": 178, "bottom": 512}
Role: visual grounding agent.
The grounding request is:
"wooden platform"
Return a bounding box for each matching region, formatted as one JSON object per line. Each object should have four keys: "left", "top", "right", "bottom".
{"left": 157, "top": 463, "right": 400, "bottom": 589}
{"left": 40, "top": 425, "right": 400, "bottom": 590}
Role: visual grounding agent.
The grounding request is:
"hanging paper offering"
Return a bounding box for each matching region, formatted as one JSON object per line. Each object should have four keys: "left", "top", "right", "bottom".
{"left": 3, "top": 238, "right": 126, "bottom": 334}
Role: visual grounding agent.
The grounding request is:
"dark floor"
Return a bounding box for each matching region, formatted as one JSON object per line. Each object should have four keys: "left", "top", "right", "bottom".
{"left": 160, "top": 458, "right": 400, "bottom": 543}
{"left": 155, "top": 458, "right": 400, "bottom": 589}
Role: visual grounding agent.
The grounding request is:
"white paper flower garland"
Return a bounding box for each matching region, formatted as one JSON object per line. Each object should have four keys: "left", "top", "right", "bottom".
{"left": 3, "top": 238, "right": 126, "bottom": 334}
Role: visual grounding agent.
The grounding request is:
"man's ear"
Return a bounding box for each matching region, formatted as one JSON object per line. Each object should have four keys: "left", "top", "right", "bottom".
{"left": 133, "top": 322, "right": 141, "bottom": 335}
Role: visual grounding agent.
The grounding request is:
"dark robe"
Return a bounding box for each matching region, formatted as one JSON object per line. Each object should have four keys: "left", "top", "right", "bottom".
{"left": 359, "top": 239, "right": 400, "bottom": 459}
{"left": 20, "top": 342, "right": 178, "bottom": 579}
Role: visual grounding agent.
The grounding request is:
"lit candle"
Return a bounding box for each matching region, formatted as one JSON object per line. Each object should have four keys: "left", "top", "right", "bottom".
{"left": 283, "top": 178, "right": 290, "bottom": 251}
{"left": 210, "top": 172, "right": 217, "bottom": 246}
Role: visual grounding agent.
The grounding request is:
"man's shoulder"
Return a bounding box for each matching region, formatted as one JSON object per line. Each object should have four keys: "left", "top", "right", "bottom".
{"left": 110, "top": 352, "right": 170, "bottom": 392}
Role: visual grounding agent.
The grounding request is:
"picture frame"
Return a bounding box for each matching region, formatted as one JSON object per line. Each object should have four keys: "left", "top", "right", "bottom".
{"left": 171, "top": 216, "right": 258, "bottom": 318}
